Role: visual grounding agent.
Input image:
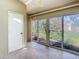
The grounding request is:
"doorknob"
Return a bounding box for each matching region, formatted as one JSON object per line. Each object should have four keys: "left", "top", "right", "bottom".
{"left": 20, "top": 32, "right": 23, "bottom": 34}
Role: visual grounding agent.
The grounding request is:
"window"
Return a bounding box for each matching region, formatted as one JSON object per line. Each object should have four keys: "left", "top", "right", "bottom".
{"left": 64, "top": 14, "right": 79, "bottom": 52}
{"left": 32, "top": 20, "right": 38, "bottom": 40}
{"left": 32, "top": 14, "right": 79, "bottom": 54}
{"left": 38, "top": 19, "right": 47, "bottom": 43}
{"left": 49, "top": 17, "right": 62, "bottom": 47}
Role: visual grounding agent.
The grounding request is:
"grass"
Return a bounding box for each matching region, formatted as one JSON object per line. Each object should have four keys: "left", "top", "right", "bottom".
{"left": 64, "top": 32, "right": 79, "bottom": 47}
{"left": 32, "top": 29, "right": 79, "bottom": 49}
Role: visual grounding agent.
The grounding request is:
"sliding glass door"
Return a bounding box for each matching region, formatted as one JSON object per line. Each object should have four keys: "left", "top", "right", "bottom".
{"left": 38, "top": 19, "right": 47, "bottom": 43}
{"left": 49, "top": 17, "right": 62, "bottom": 48}
{"left": 64, "top": 14, "right": 79, "bottom": 52}
{"left": 32, "top": 19, "right": 47, "bottom": 43}
{"left": 32, "top": 14, "right": 79, "bottom": 53}
{"left": 32, "top": 20, "right": 38, "bottom": 40}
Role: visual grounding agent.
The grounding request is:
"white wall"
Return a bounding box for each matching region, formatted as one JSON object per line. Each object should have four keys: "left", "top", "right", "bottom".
{"left": 0, "top": 0, "right": 26, "bottom": 56}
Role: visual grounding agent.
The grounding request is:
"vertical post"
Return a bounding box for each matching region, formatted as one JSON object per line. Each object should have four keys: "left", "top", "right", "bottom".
{"left": 46, "top": 18, "right": 50, "bottom": 46}
{"left": 61, "top": 16, "right": 64, "bottom": 49}
{"left": 27, "top": 16, "right": 32, "bottom": 42}
{"left": 37, "top": 20, "right": 39, "bottom": 41}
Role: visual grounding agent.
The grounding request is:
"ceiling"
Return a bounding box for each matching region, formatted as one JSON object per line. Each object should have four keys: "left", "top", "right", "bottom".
{"left": 20, "top": 0, "right": 79, "bottom": 14}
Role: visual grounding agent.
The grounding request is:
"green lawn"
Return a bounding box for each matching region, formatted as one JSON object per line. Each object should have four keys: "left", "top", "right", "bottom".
{"left": 32, "top": 29, "right": 79, "bottom": 48}
{"left": 50, "top": 31, "right": 79, "bottom": 48}
{"left": 64, "top": 32, "right": 79, "bottom": 47}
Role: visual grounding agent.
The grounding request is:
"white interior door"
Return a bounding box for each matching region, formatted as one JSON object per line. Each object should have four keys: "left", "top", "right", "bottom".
{"left": 8, "top": 12, "right": 24, "bottom": 52}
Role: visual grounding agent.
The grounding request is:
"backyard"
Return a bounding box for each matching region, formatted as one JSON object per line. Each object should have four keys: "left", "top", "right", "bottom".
{"left": 32, "top": 14, "right": 79, "bottom": 52}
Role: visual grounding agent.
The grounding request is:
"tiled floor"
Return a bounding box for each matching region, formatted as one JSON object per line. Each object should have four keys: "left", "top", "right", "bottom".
{"left": 1, "top": 42, "right": 79, "bottom": 59}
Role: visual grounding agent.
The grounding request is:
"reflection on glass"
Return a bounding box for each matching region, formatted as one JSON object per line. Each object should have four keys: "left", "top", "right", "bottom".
{"left": 64, "top": 14, "right": 79, "bottom": 52}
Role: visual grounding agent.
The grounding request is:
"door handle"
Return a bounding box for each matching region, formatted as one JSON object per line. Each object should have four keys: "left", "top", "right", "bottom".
{"left": 20, "top": 32, "right": 23, "bottom": 35}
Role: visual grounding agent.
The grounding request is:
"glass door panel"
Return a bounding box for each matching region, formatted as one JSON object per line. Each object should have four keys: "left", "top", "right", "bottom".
{"left": 38, "top": 19, "right": 47, "bottom": 43}
{"left": 64, "top": 14, "right": 79, "bottom": 52}
{"left": 32, "top": 20, "right": 38, "bottom": 40}
{"left": 49, "top": 17, "right": 62, "bottom": 48}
